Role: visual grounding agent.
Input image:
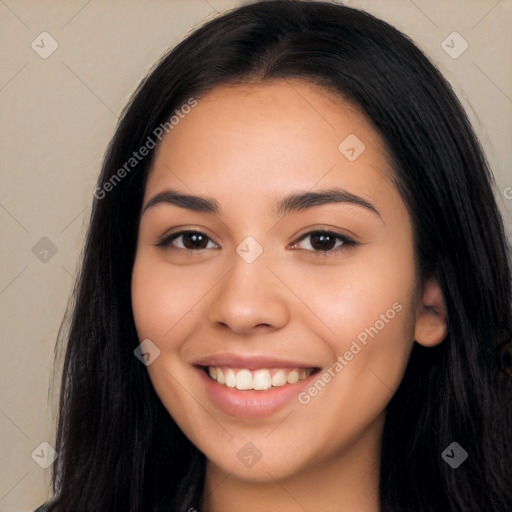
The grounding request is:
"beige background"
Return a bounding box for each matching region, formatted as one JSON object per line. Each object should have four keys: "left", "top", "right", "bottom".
{"left": 0, "top": 0, "right": 510, "bottom": 510}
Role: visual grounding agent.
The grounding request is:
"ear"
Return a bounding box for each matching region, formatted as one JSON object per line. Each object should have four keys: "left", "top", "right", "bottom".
{"left": 414, "top": 277, "right": 447, "bottom": 347}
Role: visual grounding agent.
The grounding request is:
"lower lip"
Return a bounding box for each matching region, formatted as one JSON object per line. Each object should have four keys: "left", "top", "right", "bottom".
{"left": 197, "top": 367, "right": 317, "bottom": 419}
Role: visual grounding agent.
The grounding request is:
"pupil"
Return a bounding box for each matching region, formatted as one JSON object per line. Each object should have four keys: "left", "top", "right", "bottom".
{"left": 185, "top": 233, "right": 207, "bottom": 249}
{"left": 311, "top": 233, "right": 336, "bottom": 251}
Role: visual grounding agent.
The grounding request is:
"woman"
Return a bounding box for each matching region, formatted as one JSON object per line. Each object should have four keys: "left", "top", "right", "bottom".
{"left": 37, "top": 1, "right": 511, "bottom": 510}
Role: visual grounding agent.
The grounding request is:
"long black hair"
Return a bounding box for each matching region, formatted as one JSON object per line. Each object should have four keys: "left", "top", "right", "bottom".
{"left": 41, "top": 1, "right": 511, "bottom": 510}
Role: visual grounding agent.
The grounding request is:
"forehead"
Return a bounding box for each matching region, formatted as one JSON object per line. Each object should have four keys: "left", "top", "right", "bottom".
{"left": 145, "top": 79, "right": 394, "bottom": 211}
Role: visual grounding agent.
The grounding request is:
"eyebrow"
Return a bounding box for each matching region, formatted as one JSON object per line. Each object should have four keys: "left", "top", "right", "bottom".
{"left": 142, "top": 187, "right": 381, "bottom": 219}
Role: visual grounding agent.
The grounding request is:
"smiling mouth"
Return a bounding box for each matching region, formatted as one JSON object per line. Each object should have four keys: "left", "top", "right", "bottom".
{"left": 200, "top": 366, "right": 318, "bottom": 391}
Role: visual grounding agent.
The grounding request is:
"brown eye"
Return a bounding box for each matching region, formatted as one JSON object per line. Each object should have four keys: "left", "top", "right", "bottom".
{"left": 309, "top": 232, "right": 339, "bottom": 251}
{"left": 179, "top": 232, "right": 210, "bottom": 250}
{"left": 157, "top": 231, "right": 217, "bottom": 251}
{"left": 292, "top": 230, "right": 356, "bottom": 255}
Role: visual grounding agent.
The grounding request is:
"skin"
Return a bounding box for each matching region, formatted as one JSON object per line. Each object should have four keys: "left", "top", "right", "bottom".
{"left": 131, "top": 80, "right": 447, "bottom": 512}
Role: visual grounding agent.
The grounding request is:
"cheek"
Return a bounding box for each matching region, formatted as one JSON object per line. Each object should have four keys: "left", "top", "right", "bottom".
{"left": 291, "top": 267, "right": 416, "bottom": 452}
{"left": 275, "top": 244, "right": 416, "bottom": 347}
{"left": 278, "top": 241, "right": 417, "bottom": 407}
{"left": 131, "top": 254, "right": 210, "bottom": 341}
{"left": 131, "top": 254, "right": 208, "bottom": 428}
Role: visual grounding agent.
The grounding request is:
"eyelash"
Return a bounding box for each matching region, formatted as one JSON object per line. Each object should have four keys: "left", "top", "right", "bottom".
{"left": 156, "top": 230, "right": 357, "bottom": 257}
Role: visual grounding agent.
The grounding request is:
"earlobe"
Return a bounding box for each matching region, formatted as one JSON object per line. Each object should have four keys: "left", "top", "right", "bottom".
{"left": 414, "top": 277, "right": 448, "bottom": 347}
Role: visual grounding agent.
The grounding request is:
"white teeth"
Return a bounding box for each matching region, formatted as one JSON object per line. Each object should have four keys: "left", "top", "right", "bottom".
{"left": 207, "top": 366, "right": 312, "bottom": 390}
{"left": 216, "top": 367, "right": 225, "bottom": 384}
{"left": 287, "top": 369, "right": 299, "bottom": 384}
{"left": 253, "top": 369, "right": 272, "bottom": 390}
{"left": 235, "top": 369, "right": 253, "bottom": 390}
{"left": 225, "top": 368, "right": 236, "bottom": 388}
{"left": 271, "top": 369, "right": 287, "bottom": 387}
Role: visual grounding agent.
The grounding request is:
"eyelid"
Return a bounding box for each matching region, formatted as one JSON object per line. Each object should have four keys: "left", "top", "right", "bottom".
{"left": 289, "top": 230, "right": 357, "bottom": 254}
{"left": 156, "top": 229, "right": 220, "bottom": 250}
{"left": 158, "top": 226, "right": 221, "bottom": 245}
{"left": 291, "top": 224, "right": 359, "bottom": 242}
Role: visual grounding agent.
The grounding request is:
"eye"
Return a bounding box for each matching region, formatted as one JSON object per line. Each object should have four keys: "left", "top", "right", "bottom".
{"left": 156, "top": 229, "right": 357, "bottom": 257}
{"left": 156, "top": 230, "right": 218, "bottom": 253}
{"left": 290, "top": 230, "right": 357, "bottom": 256}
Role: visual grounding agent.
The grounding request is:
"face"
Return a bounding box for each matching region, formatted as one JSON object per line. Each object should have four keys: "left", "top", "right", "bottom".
{"left": 131, "top": 80, "right": 421, "bottom": 483}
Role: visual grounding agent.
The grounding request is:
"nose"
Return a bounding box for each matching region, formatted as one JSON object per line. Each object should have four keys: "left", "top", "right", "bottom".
{"left": 207, "top": 250, "right": 291, "bottom": 336}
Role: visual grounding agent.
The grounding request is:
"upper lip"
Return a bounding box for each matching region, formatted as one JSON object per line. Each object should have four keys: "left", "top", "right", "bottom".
{"left": 192, "top": 353, "right": 319, "bottom": 370}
